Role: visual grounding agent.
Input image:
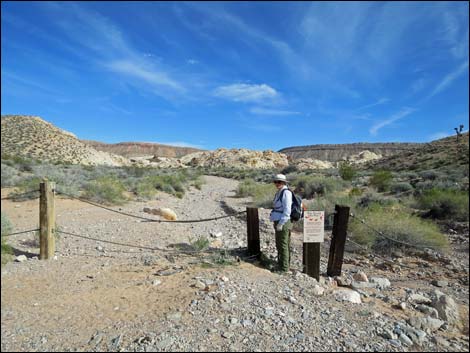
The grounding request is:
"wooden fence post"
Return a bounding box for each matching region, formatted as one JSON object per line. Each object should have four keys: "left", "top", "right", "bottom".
{"left": 246, "top": 207, "right": 260, "bottom": 258}
{"left": 39, "top": 179, "right": 55, "bottom": 260}
{"left": 327, "top": 205, "right": 350, "bottom": 277}
{"left": 303, "top": 243, "right": 320, "bottom": 281}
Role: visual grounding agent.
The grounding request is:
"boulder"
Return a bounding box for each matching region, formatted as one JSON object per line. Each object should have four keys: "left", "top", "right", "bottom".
{"left": 431, "top": 295, "right": 460, "bottom": 327}
{"left": 333, "top": 289, "right": 362, "bottom": 304}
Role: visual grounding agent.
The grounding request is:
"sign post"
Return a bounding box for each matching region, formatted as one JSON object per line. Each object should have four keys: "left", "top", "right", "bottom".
{"left": 303, "top": 211, "right": 324, "bottom": 281}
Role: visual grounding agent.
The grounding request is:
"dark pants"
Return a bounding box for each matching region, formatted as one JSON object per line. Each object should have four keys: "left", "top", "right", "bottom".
{"left": 274, "top": 220, "right": 292, "bottom": 272}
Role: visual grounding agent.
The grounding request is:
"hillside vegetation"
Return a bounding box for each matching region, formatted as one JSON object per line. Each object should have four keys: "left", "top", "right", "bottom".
{"left": 1, "top": 115, "right": 129, "bottom": 167}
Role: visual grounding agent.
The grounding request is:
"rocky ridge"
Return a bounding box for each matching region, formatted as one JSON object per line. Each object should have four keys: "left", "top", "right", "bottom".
{"left": 83, "top": 140, "right": 203, "bottom": 158}
{"left": 279, "top": 142, "right": 421, "bottom": 162}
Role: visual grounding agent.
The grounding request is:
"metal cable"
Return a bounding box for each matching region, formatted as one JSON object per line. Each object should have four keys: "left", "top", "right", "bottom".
{"left": 1, "top": 190, "right": 40, "bottom": 200}
{"left": 58, "top": 230, "right": 225, "bottom": 255}
{"left": 2, "top": 228, "right": 40, "bottom": 237}
{"left": 55, "top": 190, "right": 246, "bottom": 223}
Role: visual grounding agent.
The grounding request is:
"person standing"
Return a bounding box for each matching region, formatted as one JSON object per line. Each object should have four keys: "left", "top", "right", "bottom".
{"left": 269, "top": 174, "right": 293, "bottom": 272}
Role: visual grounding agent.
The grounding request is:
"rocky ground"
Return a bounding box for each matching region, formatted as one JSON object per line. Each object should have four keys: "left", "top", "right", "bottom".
{"left": 1, "top": 176, "right": 469, "bottom": 352}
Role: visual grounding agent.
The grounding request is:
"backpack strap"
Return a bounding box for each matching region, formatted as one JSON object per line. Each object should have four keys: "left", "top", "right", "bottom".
{"left": 273, "top": 188, "right": 292, "bottom": 213}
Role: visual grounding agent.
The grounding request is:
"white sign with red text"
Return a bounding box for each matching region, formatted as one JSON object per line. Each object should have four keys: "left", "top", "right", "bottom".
{"left": 303, "top": 211, "right": 325, "bottom": 243}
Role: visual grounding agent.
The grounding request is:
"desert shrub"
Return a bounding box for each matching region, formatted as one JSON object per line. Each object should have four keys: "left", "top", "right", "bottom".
{"left": 349, "top": 205, "right": 448, "bottom": 254}
{"left": 281, "top": 165, "right": 299, "bottom": 175}
{"left": 134, "top": 178, "right": 158, "bottom": 200}
{"left": 349, "top": 187, "right": 363, "bottom": 197}
{"left": 369, "top": 170, "right": 393, "bottom": 192}
{"left": 291, "top": 175, "right": 348, "bottom": 199}
{"left": 1, "top": 163, "right": 20, "bottom": 187}
{"left": 190, "top": 235, "right": 210, "bottom": 252}
{"left": 415, "top": 180, "right": 435, "bottom": 193}
{"left": 339, "top": 162, "right": 356, "bottom": 181}
{"left": 390, "top": 182, "right": 413, "bottom": 194}
{"left": 417, "top": 188, "right": 469, "bottom": 221}
{"left": 192, "top": 176, "right": 204, "bottom": 190}
{"left": 419, "top": 170, "right": 441, "bottom": 181}
{"left": 83, "top": 176, "right": 127, "bottom": 205}
{"left": 236, "top": 179, "right": 275, "bottom": 208}
{"left": 356, "top": 192, "right": 398, "bottom": 209}
{"left": 1, "top": 212, "right": 12, "bottom": 237}
{"left": 1, "top": 212, "right": 13, "bottom": 263}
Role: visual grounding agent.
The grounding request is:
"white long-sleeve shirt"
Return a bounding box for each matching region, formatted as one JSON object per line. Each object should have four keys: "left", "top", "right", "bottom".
{"left": 269, "top": 185, "right": 292, "bottom": 225}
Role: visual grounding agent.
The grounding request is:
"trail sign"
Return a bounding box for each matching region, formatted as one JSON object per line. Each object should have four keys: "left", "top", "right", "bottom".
{"left": 303, "top": 211, "right": 324, "bottom": 243}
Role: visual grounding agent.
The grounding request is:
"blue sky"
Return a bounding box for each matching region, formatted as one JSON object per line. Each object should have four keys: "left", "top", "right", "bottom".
{"left": 1, "top": 1, "right": 468, "bottom": 151}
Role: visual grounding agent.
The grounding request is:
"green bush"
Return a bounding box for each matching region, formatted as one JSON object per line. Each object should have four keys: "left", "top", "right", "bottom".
{"left": 349, "top": 205, "right": 448, "bottom": 254}
{"left": 339, "top": 162, "right": 356, "bottom": 181}
{"left": 369, "top": 170, "right": 393, "bottom": 192}
{"left": 291, "top": 175, "right": 348, "bottom": 199}
{"left": 236, "top": 179, "right": 276, "bottom": 208}
{"left": 1, "top": 212, "right": 13, "bottom": 263}
{"left": 357, "top": 192, "right": 398, "bottom": 209}
{"left": 83, "top": 176, "right": 127, "bottom": 205}
{"left": 135, "top": 178, "right": 158, "bottom": 200}
{"left": 1, "top": 212, "right": 12, "bottom": 237}
{"left": 190, "top": 235, "right": 210, "bottom": 252}
{"left": 349, "top": 187, "right": 363, "bottom": 197}
{"left": 417, "top": 188, "right": 469, "bottom": 221}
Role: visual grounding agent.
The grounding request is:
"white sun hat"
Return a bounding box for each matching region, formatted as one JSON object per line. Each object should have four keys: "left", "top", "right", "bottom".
{"left": 273, "top": 174, "right": 287, "bottom": 183}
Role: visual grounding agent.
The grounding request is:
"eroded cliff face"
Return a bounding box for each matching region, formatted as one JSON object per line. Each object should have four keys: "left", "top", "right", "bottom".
{"left": 82, "top": 141, "right": 203, "bottom": 158}
{"left": 278, "top": 143, "right": 422, "bottom": 162}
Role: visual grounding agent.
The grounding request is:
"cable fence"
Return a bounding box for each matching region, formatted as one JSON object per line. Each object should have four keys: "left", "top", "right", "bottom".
{"left": 2, "top": 180, "right": 446, "bottom": 277}
{"left": 1, "top": 189, "right": 40, "bottom": 200}
{"left": 2, "top": 228, "right": 40, "bottom": 237}
{"left": 55, "top": 189, "right": 247, "bottom": 223}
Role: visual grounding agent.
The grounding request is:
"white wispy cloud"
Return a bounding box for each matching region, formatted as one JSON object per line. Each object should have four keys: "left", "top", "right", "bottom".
{"left": 425, "top": 61, "right": 469, "bottom": 100}
{"left": 441, "top": 8, "right": 469, "bottom": 60}
{"left": 249, "top": 107, "right": 301, "bottom": 116}
{"left": 107, "top": 60, "right": 185, "bottom": 92}
{"left": 214, "top": 83, "right": 279, "bottom": 103}
{"left": 37, "top": 2, "right": 187, "bottom": 98}
{"left": 369, "top": 107, "right": 416, "bottom": 136}
{"left": 356, "top": 98, "right": 390, "bottom": 111}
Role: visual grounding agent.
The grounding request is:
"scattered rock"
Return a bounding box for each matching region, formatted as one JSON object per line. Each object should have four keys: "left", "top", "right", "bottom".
{"left": 431, "top": 295, "right": 460, "bottom": 327}
{"left": 14, "top": 255, "right": 27, "bottom": 263}
{"left": 369, "top": 277, "right": 391, "bottom": 290}
{"left": 333, "top": 289, "right": 362, "bottom": 304}
{"left": 353, "top": 271, "right": 369, "bottom": 282}
{"left": 431, "top": 280, "right": 448, "bottom": 288}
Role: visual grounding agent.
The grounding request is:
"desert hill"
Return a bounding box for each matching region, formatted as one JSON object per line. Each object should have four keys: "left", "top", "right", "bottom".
{"left": 1, "top": 115, "right": 130, "bottom": 166}
{"left": 369, "top": 133, "right": 469, "bottom": 172}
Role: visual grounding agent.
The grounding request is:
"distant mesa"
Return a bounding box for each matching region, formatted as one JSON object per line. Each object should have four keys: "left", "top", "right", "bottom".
{"left": 278, "top": 142, "right": 421, "bottom": 162}
{"left": 82, "top": 140, "right": 203, "bottom": 159}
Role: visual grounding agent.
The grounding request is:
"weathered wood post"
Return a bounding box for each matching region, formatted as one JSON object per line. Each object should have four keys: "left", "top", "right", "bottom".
{"left": 246, "top": 207, "right": 260, "bottom": 258}
{"left": 303, "top": 243, "right": 321, "bottom": 281}
{"left": 39, "top": 179, "right": 55, "bottom": 260}
{"left": 327, "top": 205, "right": 350, "bottom": 277}
{"left": 303, "top": 210, "right": 325, "bottom": 281}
